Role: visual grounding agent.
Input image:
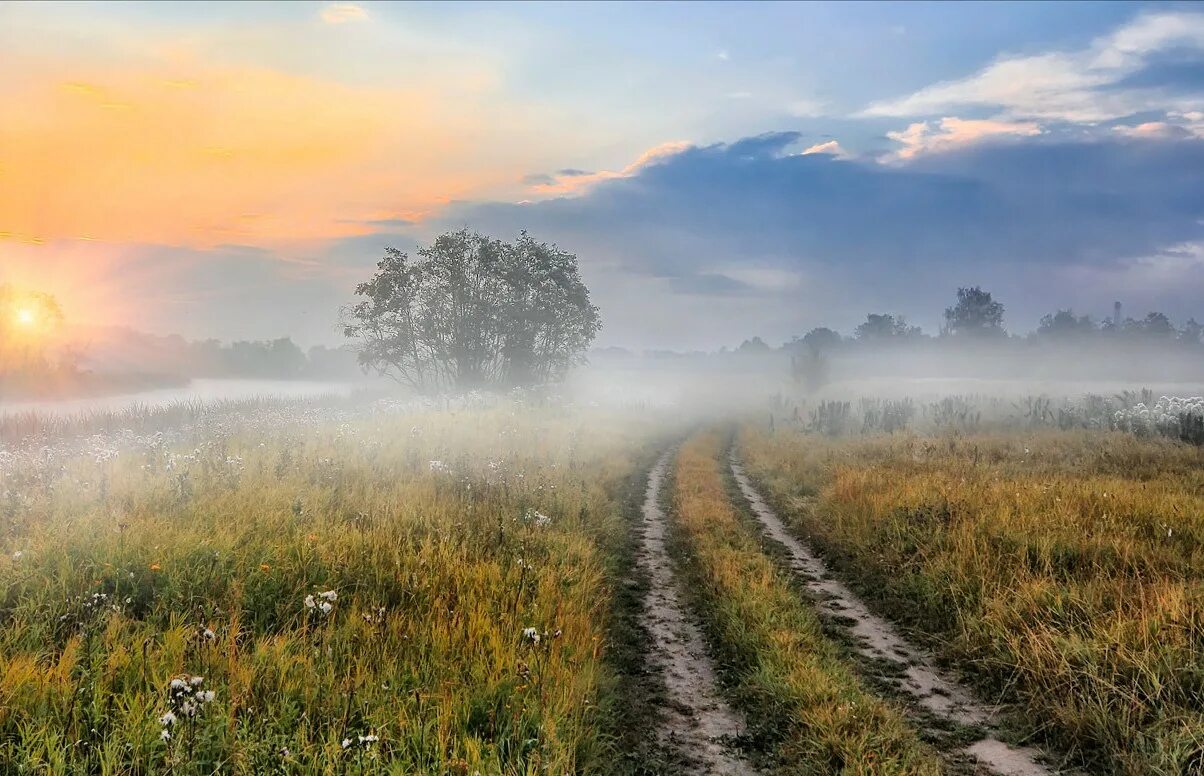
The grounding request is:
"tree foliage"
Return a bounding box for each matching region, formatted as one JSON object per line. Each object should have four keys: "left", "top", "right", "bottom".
{"left": 343, "top": 230, "right": 600, "bottom": 392}
{"left": 943, "top": 286, "right": 1005, "bottom": 337}
{"left": 855, "top": 313, "right": 922, "bottom": 341}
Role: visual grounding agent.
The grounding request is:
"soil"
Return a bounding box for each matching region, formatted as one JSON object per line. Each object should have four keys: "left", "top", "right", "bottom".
{"left": 730, "top": 455, "right": 1055, "bottom": 776}
{"left": 636, "top": 451, "right": 757, "bottom": 775}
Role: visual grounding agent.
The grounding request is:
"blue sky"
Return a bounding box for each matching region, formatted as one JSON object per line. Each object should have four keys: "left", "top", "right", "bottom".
{"left": 1, "top": 1, "right": 1202, "bottom": 348}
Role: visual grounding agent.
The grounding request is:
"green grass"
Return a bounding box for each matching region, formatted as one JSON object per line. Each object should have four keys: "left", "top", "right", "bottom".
{"left": 741, "top": 426, "right": 1204, "bottom": 774}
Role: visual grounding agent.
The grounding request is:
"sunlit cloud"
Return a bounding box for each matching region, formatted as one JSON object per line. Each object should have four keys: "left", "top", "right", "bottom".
{"left": 885, "top": 117, "right": 1042, "bottom": 161}
{"left": 861, "top": 11, "right": 1204, "bottom": 125}
{"left": 527, "top": 141, "right": 693, "bottom": 195}
{"left": 321, "top": 3, "right": 369, "bottom": 25}
{"left": 798, "top": 140, "right": 849, "bottom": 159}
{"left": 0, "top": 54, "right": 532, "bottom": 249}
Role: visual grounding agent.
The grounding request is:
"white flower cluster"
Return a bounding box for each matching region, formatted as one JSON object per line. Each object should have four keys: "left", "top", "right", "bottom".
{"left": 304, "top": 589, "right": 338, "bottom": 615}
{"left": 342, "top": 733, "right": 380, "bottom": 750}
{"left": 522, "top": 508, "right": 552, "bottom": 528}
{"left": 1114, "top": 395, "right": 1204, "bottom": 438}
{"left": 160, "top": 675, "right": 216, "bottom": 740}
{"left": 521, "top": 626, "right": 562, "bottom": 646}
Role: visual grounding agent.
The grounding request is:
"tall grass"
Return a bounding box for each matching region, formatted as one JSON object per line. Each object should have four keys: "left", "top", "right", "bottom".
{"left": 0, "top": 402, "right": 658, "bottom": 773}
{"left": 741, "top": 427, "right": 1204, "bottom": 774}
{"left": 670, "top": 432, "right": 942, "bottom": 774}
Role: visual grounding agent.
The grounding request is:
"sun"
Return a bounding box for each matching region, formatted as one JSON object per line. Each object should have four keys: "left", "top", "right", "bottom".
{"left": 15, "top": 308, "right": 36, "bottom": 327}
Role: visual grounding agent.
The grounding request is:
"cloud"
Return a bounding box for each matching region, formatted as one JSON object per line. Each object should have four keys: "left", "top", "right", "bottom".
{"left": 321, "top": 3, "right": 369, "bottom": 25}
{"left": 526, "top": 140, "right": 693, "bottom": 195}
{"left": 432, "top": 131, "right": 1204, "bottom": 346}
{"left": 1112, "top": 121, "right": 1194, "bottom": 140}
{"left": 799, "top": 140, "right": 849, "bottom": 158}
{"left": 521, "top": 173, "right": 556, "bottom": 186}
{"left": 0, "top": 46, "right": 543, "bottom": 249}
{"left": 885, "top": 117, "right": 1042, "bottom": 160}
{"left": 862, "top": 11, "right": 1204, "bottom": 125}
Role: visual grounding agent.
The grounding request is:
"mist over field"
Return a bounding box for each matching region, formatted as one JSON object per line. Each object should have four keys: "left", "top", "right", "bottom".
{"left": 2, "top": 2, "right": 1204, "bottom": 774}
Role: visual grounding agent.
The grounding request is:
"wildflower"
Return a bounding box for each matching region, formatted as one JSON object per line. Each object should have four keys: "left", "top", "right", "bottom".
{"left": 198, "top": 626, "right": 216, "bottom": 642}
{"left": 522, "top": 627, "right": 541, "bottom": 645}
{"left": 149, "top": 562, "right": 161, "bottom": 572}
{"left": 342, "top": 738, "right": 354, "bottom": 749}
{"left": 11, "top": 550, "right": 21, "bottom": 560}
{"left": 159, "top": 711, "right": 177, "bottom": 727}
{"left": 523, "top": 508, "right": 552, "bottom": 528}
{"left": 160, "top": 728, "right": 172, "bottom": 741}
{"left": 306, "top": 590, "right": 337, "bottom": 616}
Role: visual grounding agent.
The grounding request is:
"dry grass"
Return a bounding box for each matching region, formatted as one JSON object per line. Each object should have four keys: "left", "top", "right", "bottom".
{"left": 670, "top": 431, "right": 943, "bottom": 774}
{"left": 741, "top": 426, "right": 1204, "bottom": 774}
{"left": 0, "top": 403, "right": 658, "bottom": 774}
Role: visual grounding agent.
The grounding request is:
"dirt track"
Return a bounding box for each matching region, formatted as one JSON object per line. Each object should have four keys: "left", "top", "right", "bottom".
{"left": 636, "top": 451, "right": 755, "bottom": 775}
{"left": 729, "top": 455, "right": 1055, "bottom": 776}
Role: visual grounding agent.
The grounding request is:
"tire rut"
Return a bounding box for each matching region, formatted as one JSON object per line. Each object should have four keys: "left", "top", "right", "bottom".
{"left": 637, "top": 451, "right": 756, "bottom": 775}
{"left": 729, "top": 455, "right": 1056, "bottom": 776}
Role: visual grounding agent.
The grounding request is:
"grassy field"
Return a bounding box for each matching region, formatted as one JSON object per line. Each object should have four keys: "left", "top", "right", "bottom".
{"left": 740, "top": 426, "right": 1204, "bottom": 774}
{"left": 0, "top": 400, "right": 667, "bottom": 774}
{"left": 669, "top": 432, "right": 942, "bottom": 774}
{"left": 4, "top": 390, "right": 1203, "bottom": 775}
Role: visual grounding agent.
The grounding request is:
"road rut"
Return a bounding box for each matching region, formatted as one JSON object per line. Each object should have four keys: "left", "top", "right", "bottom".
{"left": 730, "top": 455, "right": 1055, "bottom": 776}
{"left": 637, "top": 451, "right": 756, "bottom": 775}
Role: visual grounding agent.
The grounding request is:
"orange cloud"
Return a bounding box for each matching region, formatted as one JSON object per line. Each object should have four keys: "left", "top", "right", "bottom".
{"left": 321, "top": 3, "right": 370, "bottom": 24}
{"left": 529, "top": 141, "right": 693, "bottom": 195}
{"left": 0, "top": 55, "right": 523, "bottom": 249}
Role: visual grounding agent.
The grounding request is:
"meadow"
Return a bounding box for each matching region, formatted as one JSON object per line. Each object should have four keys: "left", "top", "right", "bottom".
{"left": 0, "top": 395, "right": 674, "bottom": 774}
{"left": 740, "top": 425, "right": 1204, "bottom": 773}
{"left": 1, "top": 387, "right": 1202, "bottom": 774}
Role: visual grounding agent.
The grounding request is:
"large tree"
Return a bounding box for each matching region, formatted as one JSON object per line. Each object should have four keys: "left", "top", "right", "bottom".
{"left": 854, "top": 313, "right": 922, "bottom": 341}
{"left": 942, "top": 286, "right": 1005, "bottom": 337}
{"left": 343, "top": 230, "right": 600, "bottom": 392}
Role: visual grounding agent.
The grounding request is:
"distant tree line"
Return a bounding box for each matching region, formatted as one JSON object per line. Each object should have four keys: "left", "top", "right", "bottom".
{"left": 761, "top": 286, "right": 1204, "bottom": 357}
{"left": 710, "top": 287, "right": 1204, "bottom": 389}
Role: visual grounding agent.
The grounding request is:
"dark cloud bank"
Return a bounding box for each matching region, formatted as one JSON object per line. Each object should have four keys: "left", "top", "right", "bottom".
{"left": 427, "top": 131, "right": 1204, "bottom": 347}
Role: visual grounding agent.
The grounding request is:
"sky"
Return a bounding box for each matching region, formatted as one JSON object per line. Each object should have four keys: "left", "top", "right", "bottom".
{"left": 1, "top": 0, "right": 1202, "bottom": 350}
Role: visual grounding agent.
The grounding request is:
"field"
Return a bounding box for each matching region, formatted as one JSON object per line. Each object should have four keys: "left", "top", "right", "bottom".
{"left": 0, "top": 390, "right": 1202, "bottom": 774}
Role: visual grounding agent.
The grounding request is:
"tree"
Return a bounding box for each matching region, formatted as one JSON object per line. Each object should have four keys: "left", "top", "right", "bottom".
{"left": 943, "top": 286, "right": 1004, "bottom": 337}
{"left": 1036, "top": 309, "right": 1096, "bottom": 339}
{"left": 800, "top": 327, "right": 842, "bottom": 354}
{"left": 1180, "top": 318, "right": 1203, "bottom": 346}
{"left": 854, "top": 313, "right": 922, "bottom": 341}
{"left": 736, "top": 336, "right": 771, "bottom": 354}
{"left": 343, "top": 230, "right": 600, "bottom": 392}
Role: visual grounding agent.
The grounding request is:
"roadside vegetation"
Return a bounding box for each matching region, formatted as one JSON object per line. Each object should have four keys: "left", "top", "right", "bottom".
{"left": 0, "top": 399, "right": 665, "bottom": 773}
{"left": 740, "top": 426, "right": 1204, "bottom": 774}
{"left": 669, "top": 431, "right": 943, "bottom": 774}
